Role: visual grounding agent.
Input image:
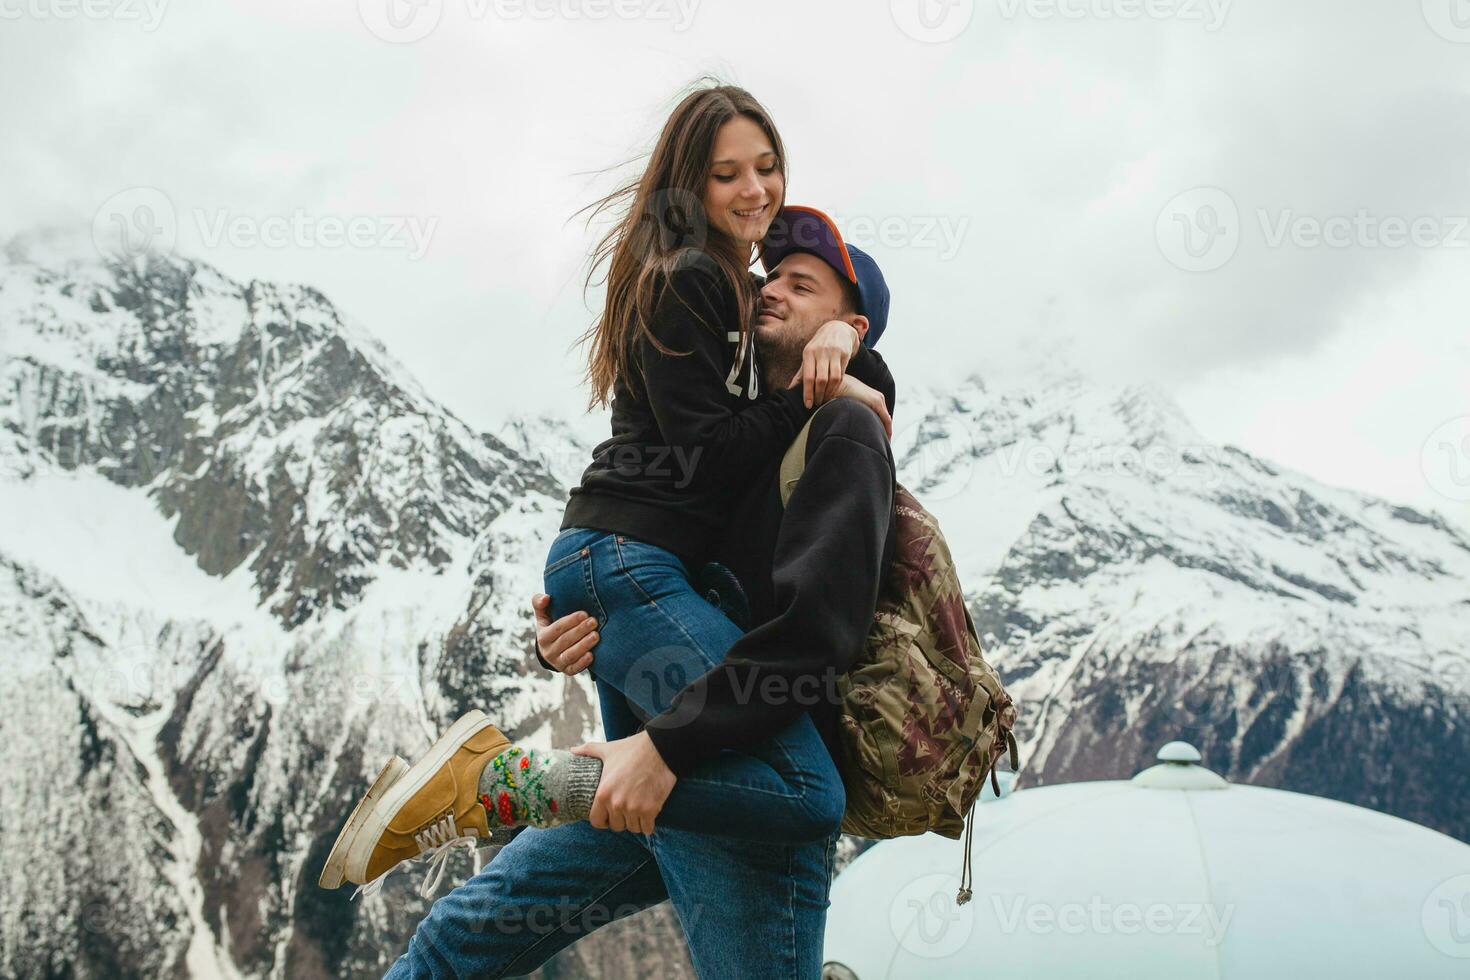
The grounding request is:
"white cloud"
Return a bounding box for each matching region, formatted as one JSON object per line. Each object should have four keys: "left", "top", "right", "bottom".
{"left": 2, "top": 0, "right": 1467, "bottom": 528}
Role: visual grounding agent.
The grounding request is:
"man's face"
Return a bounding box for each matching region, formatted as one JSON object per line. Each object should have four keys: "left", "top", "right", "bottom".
{"left": 755, "top": 252, "right": 860, "bottom": 361}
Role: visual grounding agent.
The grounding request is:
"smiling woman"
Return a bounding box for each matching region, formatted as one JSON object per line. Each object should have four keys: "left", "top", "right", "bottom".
{"left": 573, "top": 83, "right": 790, "bottom": 415}
{"left": 706, "top": 117, "right": 783, "bottom": 243}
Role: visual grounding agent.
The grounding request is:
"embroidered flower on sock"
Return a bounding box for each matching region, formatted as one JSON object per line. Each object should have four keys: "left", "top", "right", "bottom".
{"left": 478, "top": 745, "right": 595, "bottom": 830}
{"left": 497, "top": 791, "right": 514, "bottom": 826}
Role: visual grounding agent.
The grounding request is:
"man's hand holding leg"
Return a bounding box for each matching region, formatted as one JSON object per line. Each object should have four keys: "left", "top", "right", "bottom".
{"left": 571, "top": 731, "right": 677, "bottom": 835}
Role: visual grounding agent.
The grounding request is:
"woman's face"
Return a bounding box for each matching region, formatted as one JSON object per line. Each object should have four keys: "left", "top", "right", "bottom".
{"left": 702, "top": 115, "right": 784, "bottom": 249}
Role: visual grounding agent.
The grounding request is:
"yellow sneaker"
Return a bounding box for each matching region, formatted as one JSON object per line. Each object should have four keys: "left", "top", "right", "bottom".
{"left": 318, "top": 755, "right": 412, "bottom": 889}
{"left": 325, "top": 710, "right": 512, "bottom": 896}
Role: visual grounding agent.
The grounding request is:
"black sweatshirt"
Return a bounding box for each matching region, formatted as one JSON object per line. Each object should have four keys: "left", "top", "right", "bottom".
{"left": 560, "top": 263, "right": 895, "bottom": 570}
{"left": 642, "top": 401, "right": 898, "bottom": 776}
{"left": 547, "top": 262, "right": 899, "bottom": 774}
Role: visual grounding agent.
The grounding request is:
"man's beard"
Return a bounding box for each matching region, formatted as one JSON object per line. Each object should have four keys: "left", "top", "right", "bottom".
{"left": 755, "top": 320, "right": 812, "bottom": 392}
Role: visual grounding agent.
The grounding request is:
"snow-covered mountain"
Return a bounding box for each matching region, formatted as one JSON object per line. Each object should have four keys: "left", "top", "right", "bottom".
{"left": 0, "top": 229, "right": 686, "bottom": 980}
{"left": 3, "top": 227, "right": 1467, "bottom": 978}
{"left": 890, "top": 366, "right": 1470, "bottom": 841}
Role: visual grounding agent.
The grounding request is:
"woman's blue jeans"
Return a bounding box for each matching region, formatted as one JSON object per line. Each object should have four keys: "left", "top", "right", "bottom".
{"left": 542, "top": 526, "right": 845, "bottom": 846}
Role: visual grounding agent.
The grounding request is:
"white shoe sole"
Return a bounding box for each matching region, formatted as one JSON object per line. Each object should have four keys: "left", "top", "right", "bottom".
{"left": 341, "top": 709, "right": 497, "bottom": 885}
{"left": 319, "top": 755, "right": 412, "bottom": 889}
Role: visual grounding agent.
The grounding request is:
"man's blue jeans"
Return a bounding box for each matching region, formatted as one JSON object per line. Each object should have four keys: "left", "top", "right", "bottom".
{"left": 382, "top": 822, "right": 840, "bottom": 978}
{"left": 383, "top": 526, "right": 844, "bottom": 978}
{"left": 538, "top": 526, "right": 845, "bottom": 844}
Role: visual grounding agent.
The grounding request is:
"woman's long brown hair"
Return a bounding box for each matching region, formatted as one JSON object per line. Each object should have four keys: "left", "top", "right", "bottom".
{"left": 576, "top": 82, "right": 788, "bottom": 410}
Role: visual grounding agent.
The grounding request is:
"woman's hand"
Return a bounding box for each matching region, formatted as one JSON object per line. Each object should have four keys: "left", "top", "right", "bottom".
{"left": 834, "top": 375, "right": 894, "bottom": 440}
{"left": 570, "top": 731, "right": 676, "bottom": 835}
{"left": 532, "top": 593, "right": 599, "bottom": 676}
{"left": 788, "top": 319, "right": 861, "bottom": 409}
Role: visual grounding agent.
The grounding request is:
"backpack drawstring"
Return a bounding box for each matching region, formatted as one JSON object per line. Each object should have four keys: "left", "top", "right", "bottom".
{"left": 956, "top": 696, "right": 1019, "bottom": 906}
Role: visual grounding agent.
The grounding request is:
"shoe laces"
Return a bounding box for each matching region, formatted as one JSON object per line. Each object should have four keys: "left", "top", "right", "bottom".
{"left": 351, "top": 814, "right": 483, "bottom": 901}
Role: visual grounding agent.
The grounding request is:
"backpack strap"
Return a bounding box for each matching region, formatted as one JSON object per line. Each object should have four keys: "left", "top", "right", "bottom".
{"left": 779, "top": 403, "right": 833, "bottom": 508}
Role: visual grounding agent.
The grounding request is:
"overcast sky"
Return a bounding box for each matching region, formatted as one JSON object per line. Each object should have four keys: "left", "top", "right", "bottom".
{"left": 3, "top": 0, "right": 1468, "bottom": 531}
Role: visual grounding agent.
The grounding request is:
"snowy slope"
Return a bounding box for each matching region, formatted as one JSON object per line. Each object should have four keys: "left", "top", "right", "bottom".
{"left": 0, "top": 230, "right": 623, "bottom": 979}
{"left": 891, "top": 367, "right": 1470, "bottom": 838}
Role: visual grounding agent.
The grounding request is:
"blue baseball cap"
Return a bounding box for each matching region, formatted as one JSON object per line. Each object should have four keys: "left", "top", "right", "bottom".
{"left": 758, "top": 205, "right": 891, "bottom": 349}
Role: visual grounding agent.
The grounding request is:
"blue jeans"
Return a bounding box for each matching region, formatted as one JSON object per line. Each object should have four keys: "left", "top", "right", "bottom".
{"left": 540, "top": 526, "right": 845, "bottom": 845}
{"left": 382, "top": 822, "right": 839, "bottom": 979}
{"left": 383, "top": 523, "right": 845, "bottom": 978}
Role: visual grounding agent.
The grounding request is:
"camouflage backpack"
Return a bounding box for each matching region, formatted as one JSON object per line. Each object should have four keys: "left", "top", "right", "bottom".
{"left": 779, "top": 407, "right": 1020, "bottom": 904}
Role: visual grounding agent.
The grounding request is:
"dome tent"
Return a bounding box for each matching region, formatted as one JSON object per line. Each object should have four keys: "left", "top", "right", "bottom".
{"left": 822, "top": 741, "right": 1470, "bottom": 979}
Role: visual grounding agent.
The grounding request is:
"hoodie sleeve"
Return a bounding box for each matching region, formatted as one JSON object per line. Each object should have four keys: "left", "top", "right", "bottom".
{"left": 643, "top": 402, "right": 898, "bottom": 776}
{"left": 846, "top": 344, "right": 897, "bottom": 417}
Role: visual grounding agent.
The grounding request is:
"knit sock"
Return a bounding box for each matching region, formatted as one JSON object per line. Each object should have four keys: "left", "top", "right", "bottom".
{"left": 476, "top": 745, "right": 602, "bottom": 829}
{"left": 486, "top": 824, "right": 521, "bottom": 847}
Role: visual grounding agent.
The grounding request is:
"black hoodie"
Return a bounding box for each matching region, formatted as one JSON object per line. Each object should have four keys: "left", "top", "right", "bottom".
{"left": 643, "top": 396, "right": 898, "bottom": 777}
{"left": 560, "top": 262, "right": 895, "bottom": 568}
